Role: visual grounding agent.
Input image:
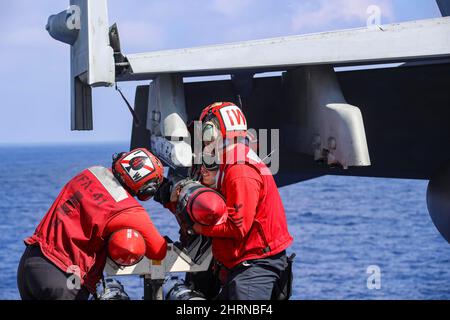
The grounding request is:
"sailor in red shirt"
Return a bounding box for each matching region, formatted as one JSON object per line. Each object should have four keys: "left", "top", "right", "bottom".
{"left": 159, "top": 102, "right": 293, "bottom": 300}
{"left": 17, "top": 148, "right": 167, "bottom": 300}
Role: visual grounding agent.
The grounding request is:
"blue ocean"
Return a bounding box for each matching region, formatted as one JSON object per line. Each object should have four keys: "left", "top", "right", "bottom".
{"left": 1, "top": 143, "right": 449, "bottom": 300}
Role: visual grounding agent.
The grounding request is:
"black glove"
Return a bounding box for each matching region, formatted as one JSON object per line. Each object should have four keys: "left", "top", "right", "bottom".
{"left": 153, "top": 177, "right": 172, "bottom": 206}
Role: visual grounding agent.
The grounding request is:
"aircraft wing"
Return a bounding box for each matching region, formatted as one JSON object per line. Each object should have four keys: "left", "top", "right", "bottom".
{"left": 121, "top": 17, "right": 450, "bottom": 80}
{"left": 46, "top": 1, "right": 450, "bottom": 186}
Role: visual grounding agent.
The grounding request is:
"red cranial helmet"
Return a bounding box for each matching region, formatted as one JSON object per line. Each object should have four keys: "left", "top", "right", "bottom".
{"left": 187, "top": 187, "right": 228, "bottom": 226}
{"left": 108, "top": 229, "right": 146, "bottom": 267}
{"left": 112, "top": 148, "right": 164, "bottom": 201}
{"left": 199, "top": 102, "right": 248, "bottom": 143}
{"left": 176, "top": 181, "right": 228, "bottom": 226}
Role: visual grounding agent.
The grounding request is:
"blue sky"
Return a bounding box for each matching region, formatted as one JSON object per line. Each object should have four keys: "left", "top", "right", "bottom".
{"left": 0, "top": 0, "right": 442, "bottom": 144}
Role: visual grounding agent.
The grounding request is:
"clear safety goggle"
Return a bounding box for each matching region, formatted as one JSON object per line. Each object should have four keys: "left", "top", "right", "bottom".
{"left": 202, "top": 123, "right": 217, "bottom": 143}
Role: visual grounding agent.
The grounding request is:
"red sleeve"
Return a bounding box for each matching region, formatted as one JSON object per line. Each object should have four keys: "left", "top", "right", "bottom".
{"left": 164, "top": 201, "right": 177, "bottom": 214}
{"left": 105, "top": 207, "right": 167, "bottom": 260}
{"left": 198, "top": 164, "right": 263, "bottom": 240}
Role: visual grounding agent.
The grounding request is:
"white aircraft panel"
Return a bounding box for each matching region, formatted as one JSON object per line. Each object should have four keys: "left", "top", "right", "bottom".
{"left": 126, "top": 17, "right": 450, "bottom": 77}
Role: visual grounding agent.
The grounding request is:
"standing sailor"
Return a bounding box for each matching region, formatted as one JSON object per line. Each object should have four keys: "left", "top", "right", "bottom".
{"left": 194, "top": 102, "right": 293, "bottom": 300}
{"left": 156, "top": 102, "right": 294, "bottom": 300}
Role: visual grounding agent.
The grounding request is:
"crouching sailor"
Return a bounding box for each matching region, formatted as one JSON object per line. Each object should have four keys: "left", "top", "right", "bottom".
{"left": 17, "top": 148, "right": 168, "bottom": 300}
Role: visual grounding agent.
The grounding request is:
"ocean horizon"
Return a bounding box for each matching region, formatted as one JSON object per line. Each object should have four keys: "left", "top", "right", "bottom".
{"left": 1, "top": 143, "right": 449, "bottom": 300}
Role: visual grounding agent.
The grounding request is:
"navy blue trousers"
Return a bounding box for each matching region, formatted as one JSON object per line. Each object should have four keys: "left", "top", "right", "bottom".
{"left": 218, "top": 251, "right": 288, "bottom": 300}
{"left": 17, "top": 245, "right": 90, "bottom": 300}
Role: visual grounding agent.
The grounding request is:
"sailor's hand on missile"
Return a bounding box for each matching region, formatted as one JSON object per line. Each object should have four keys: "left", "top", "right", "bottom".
{"left": 169, "top": 178, "right": 194, "bottom": 203}
{"left": 154, "top": 177, "right": 172, "bottom": 206}
{"left": 170, "top": 181, "right": 184, "bottom": 203}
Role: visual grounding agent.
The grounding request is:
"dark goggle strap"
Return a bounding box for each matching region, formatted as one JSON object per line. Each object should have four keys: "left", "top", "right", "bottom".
{"left": 137, "top": 179, "right": 160, "bottom": 197}
{"left": 112, "top": 152, "right": 127, "bottom": 164}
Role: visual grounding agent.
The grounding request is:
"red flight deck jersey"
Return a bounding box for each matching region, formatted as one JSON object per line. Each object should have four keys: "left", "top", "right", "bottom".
{"left": 199, "top": 143, "right": 293, "bottom": 269}
{"left": 25, "top": 166, "right": 167, "bottom": 293}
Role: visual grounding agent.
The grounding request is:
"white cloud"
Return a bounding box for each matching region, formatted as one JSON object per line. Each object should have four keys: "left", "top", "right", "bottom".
{"left": 291, "top": 0, "right": 395, "bottom": 33}
{"left": 0, "top": 1, "right": 55, "bottom": 49}
{"left": 1, "top": 26, "right": 51, "bottom": 48}
{"left": 211, "top": 0, "right": 255, "bottom": 17}
{"left": 118, "top": 21, "right": 167, "bottom": 52}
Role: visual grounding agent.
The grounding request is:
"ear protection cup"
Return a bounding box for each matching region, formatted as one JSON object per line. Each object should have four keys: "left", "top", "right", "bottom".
{"left": 136, "top": 181, "right": 160, "bottom": 201}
